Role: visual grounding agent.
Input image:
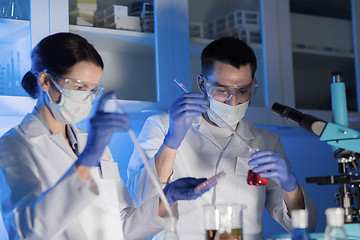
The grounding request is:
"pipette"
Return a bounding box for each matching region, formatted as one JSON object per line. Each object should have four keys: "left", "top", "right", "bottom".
{"left": 109, "top": 95, "right": 175, "bottom": 218}
{"left": 173, "top": 78, "right": 256, "bottom": 153}
{"left": 194, "top": 171, "right": 225, "bottom": 193}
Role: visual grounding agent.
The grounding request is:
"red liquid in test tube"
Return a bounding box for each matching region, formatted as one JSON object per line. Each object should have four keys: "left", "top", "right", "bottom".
{"left": 247, "top": 170, "right": 268, "bottom": 186}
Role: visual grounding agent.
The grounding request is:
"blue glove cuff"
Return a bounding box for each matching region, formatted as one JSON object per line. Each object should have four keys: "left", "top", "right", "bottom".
{"left": 75, "top": 152, "right": 102, "bottom": 167}
{"left": 164, "top": 134, "right": 181, "bottom": 150}
{"left": 163, "top": 183, "right": 175, "bottom": 206}
{"left": 282, "top": 173, "right": 298, "bottom": 192}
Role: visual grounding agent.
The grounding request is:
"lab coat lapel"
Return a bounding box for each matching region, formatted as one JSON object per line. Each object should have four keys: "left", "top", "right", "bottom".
{"left": 20, "top": 113, "right": 77, "bottom": 186}
{"left": 48, "top": 133, "right": 77, "bottom": 159}
{"left": 69, "top": 125, "right": 88, "bottom": 154}
{"left": 19, "top": 113, "right": 90, "bottom": 239}
{"left": 193, "top": 116, "right": 223, "bottom": 151}
{"left": 218, "top": 119, "right": 255, "bottom": 171}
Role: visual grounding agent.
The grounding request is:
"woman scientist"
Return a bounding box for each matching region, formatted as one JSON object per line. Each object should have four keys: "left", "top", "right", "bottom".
{"left": 0, "top": 32, "right": 211, "bottom": 240}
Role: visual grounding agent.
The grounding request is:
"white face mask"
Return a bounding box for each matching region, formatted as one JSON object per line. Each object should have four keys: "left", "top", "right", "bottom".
{"left": 46, "top": 90, "right": 94, "bottom": 124}
{"left": 207, "top": 98, "right": 249, "bottom": 128}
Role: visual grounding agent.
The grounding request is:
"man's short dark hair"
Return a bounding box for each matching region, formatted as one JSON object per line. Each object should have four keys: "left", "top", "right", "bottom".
{"left": 201, "top": 37, "right": 257, "bottom": 79}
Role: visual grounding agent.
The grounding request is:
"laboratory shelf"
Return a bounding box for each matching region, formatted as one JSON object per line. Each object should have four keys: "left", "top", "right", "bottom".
{"left": 190, "top": 37, "right": 262, "bottom": 56}
{"left": 292, "top": 48, "right": 354, "bottom": 59}
{"left": 0, "top": 18, "right": 29, "bottom": 43}
{"left": 69, "top": 25, "right": 155, "bottom": 55}
{"left": 0, "top": 95, "right": 35, "bottom": 116}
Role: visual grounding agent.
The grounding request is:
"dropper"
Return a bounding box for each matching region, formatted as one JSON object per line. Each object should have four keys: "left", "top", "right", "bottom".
{"left": 173, "top": 78, "right": 256, "bottom": 153}
{"left": 110, "top": 95, "right": 175, "bottom": 218}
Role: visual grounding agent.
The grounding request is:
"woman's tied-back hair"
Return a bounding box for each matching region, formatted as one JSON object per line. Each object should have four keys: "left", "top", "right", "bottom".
{"left": 22, "top": 32, "right": 104, "bottom": 99}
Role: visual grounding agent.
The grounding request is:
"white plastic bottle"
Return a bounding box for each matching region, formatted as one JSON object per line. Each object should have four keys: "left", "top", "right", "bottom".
{"left": 160, "top": 217, "right": 180, "bottom": 240}
{"left": 291, "top": 209, "right": 310, "bottom": 240}
{"left": 324, "top": 208, "right": 348, "bottom": 240}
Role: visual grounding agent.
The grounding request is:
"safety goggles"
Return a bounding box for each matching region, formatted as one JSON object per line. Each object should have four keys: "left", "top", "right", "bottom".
{"left": 45, "top": 71, "right": 104, "bottom": 101}
{"left": 204, "top": 77, "right": 257, "bottom": 103}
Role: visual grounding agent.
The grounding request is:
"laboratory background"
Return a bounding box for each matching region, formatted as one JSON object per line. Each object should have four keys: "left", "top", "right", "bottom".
{"left": 0, "top": 0, "right": 360, "bottom": 239}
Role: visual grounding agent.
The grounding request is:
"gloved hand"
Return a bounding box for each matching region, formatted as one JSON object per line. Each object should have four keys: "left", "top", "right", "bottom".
{"left": 76, "top": 92, "right": 130, "bottom": 167}
{"left": 164, "top": 93, "right": 208, "bottom": 149}
{"left": 163, "top": 177, "right": 214, "bottom": 206}
{"left": 248, "top": 150, "right": 299, "bottom": 192}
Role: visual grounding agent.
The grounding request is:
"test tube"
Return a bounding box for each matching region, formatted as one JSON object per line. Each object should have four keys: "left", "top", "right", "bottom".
{"left": 194, "top": 171, "right": 225, "bottom": 193}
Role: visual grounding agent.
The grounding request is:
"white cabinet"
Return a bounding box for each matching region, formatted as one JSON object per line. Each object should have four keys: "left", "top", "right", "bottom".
{"left": 0, "top": 0, "right": 35, "bottom": 120}
{"left": 186, "top": 0, "right": 283, "bottom": 125}
{"left": 65, "top": 0, "right": 192, "bottom": 113}
{"left": 279, "top": 0, "right": 360, "bottom": 128}
{"left": 0, "top": 1, "right": 30, "bottom": 98}
{"left": 184, "top": 0, "right": 360, "bottom": 127}
{"left": 1, "top": 0, "right": 360, "bottom": 127}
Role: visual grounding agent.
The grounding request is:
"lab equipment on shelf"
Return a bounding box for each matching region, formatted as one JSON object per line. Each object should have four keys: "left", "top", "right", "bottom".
{"left": 189, "top": 9, "right": 261, "bottom": 46}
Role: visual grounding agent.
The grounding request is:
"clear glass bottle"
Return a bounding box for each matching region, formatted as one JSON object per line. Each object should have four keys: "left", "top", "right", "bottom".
{"left": 324, "top": 208, "right": 348, "bottom": 240}
{"left": 291, "top": 209, "right": 310, "bottom": 240}
{"left": 160, "top": 217, "right": 180, "bottom": 240}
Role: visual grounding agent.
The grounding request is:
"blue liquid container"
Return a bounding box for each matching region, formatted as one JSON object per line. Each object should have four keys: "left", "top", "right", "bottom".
{"left": 291, "top": 209, "right": 311, "bottom": 240}
{"left": 292, "top": 228, "right": 310, "bottom": 240}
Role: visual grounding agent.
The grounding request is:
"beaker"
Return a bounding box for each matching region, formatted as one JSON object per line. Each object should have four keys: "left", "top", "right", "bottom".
{"left": 203, "top": 204, "right": 245, "bottom": 240}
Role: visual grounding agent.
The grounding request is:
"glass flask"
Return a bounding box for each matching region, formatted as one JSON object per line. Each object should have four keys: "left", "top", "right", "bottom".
{"left": 246, "top": 148, "right": 268, "bottom": 186}
{"left": 324, "top": 208, "right": 348, "bottom": 240}
{"left": 160, "top": 217, "right": 180, "bottom": 240}
{"left": 246, "top": 168, "right": 268, "bottom": 186}
{"left": 291, "top": 209, "right": 310, "bottom": 240}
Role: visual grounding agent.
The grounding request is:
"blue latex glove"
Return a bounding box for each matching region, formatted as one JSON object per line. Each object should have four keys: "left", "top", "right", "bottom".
{"left": 248, "top": 150, "right": 299, "bottom": 192}
{"left": 163, "top": 177, "right": 214, "bottom": 206}
{"left": 76, "top": 92, "right": 130, "bottom": 167}
{"left": 164, "top": 93, "right": 208, "bottom": 149}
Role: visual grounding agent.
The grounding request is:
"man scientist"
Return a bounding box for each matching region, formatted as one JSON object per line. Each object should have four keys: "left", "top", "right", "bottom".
{"left": 126, "top": 37, "right": 318, "bottom": 239}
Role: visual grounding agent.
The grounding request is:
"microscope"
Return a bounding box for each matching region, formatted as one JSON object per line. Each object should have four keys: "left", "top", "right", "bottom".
{"left": 271, "top": 72, "right": 360, "bottom": 235}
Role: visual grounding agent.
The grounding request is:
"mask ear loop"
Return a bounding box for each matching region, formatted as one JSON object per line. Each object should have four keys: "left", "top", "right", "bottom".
{"left": 41, "top": 72, "right": 62, "bottom": 105}
{"left": 251, "top": 77, "right": 258, "bottom": 99}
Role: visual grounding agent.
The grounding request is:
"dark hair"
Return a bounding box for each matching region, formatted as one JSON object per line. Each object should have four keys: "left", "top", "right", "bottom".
{"left": 22, "top": 32, "right": 104, "bottom": 99}
{"left": 201, "top": 37, "right": 257, "bottom": 79}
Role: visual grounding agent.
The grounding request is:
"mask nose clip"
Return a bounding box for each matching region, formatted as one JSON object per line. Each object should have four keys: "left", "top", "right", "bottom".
{"left": 226, "top": 93, "right": 240, "bottom": 106}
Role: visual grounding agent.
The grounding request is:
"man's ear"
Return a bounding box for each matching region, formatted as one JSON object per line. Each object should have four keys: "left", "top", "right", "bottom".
{"left": 197, "top": 74, "right": 206, "bottom": 93}
{"left": 38, "top": 72, "right": 50, "bottom": 91}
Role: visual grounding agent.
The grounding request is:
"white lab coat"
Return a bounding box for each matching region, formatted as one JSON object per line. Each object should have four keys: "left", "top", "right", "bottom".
{"left": 0, "top": 110, "right": 164, "bottom": 240}
{"left": 127, "top": 114, "right": 318, "bottom": 240}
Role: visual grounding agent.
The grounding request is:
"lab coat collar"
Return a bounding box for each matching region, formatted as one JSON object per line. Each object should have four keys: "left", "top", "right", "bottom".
{"left": 193, "top": 116, "right": 223, "bottom": 150}
{"left": 19, "top": 109, "right": 51, "bottom": 138}
{"left": 192, "top": 116, "right": 255, "bottom": 150}
{"left": 236, "top": 118, "right": 256, "bottom": 143}
{"left": 19, "top": 109, "right": 88, "bottom": 158}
